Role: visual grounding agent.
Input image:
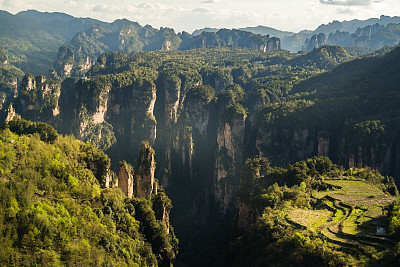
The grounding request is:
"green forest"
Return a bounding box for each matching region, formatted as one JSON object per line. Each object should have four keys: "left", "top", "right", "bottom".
{"left": 0, "top": 119, "right": 177, "bottom": 266}
{"left": 1, "top": 9, "right": 400, "bottom": 267}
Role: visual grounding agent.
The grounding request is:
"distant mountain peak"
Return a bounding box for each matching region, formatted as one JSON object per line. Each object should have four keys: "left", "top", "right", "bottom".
{"left": 16, "top": 9, "right": 74, "bottom": 22}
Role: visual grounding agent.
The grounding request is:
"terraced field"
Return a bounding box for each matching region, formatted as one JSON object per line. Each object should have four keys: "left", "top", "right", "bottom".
{"left": 287, "top": 178, "right": 397, "bottom": 254}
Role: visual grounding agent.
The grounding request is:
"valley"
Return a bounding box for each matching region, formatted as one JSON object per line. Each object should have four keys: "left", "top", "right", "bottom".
{"left": 1, "top": 9, "right": 400, "bottom": 266}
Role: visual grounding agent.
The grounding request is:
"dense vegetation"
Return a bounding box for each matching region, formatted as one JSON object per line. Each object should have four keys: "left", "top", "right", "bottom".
{"left": 3, "top": 10, "right": 400, "bottom": 264}
{"left": 57, "top": 25, "right": 280, "bottom": 78}
{"left": 0, "top": 118, "right": 178, "bottom": 266}
{"left": 227, "top": 156, "right": 400, "bottom": 266}
{"left": 5, "top": 43, "right": 400, "bottom": 265}
{"left": 0, "top": 10, "right": 104, "bottom": 74}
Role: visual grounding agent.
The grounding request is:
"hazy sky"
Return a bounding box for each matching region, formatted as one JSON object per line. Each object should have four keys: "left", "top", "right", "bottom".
{"left": 1, "top": 0, "right": 399, "bottom": 33}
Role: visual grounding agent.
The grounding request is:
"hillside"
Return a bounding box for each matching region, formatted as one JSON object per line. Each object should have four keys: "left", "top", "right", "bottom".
{"left": 0, "top": 10, "right": 282, "bottom": 77}
{"left": 5, "top": 6, "right": 400, "bottom": 266}
{"left": 2, "top": 9, "right": 400, "bottom": 77}
{"left": 55, "top": 27, "right": 280, "bottom": 78}
{"left": 226, "top": 156, "right": 400, "bottom": 266}
{"left": 2, "top": 39, "right": 400, "bottom": 265}
{"left": 239, "top": 26, "right": 294, "bottom": 39}
{"left": 0, "top": 10, "right": 103, "bottom": 75}
{"left": 0, "top": 118, "right": 178, "bottom": 266}
{"left": 0, "top": 45, "right": 356, "bottom": 265}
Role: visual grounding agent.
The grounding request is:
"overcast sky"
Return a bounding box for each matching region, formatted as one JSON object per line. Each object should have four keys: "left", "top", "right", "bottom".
{"left": 1, "top": 0, "right": 399, "bottom": 33}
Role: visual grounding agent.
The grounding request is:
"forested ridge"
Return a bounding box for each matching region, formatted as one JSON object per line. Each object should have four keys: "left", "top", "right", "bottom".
{"left": 1, "top": 10, "right": 400, "bottom": 266}
{"left": 0, "top": 119, "right": 177, "bottom": 266}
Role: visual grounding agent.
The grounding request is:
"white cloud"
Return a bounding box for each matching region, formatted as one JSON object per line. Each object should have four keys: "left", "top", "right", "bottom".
{"left": 320, "top": 0, "right": 384, "bottom": 6}
{"left": 1, "top": 0, "right": 31, "bottom": 9}
{"left": 64, "top": 0, "right": 78, "bottom": 8}
{"left": 0, "top": 0, "right": 397, "bottom": 34}
{"left": 193, "top": 8, "right": 210, "bottom": 13}
{"left": 336, "top": 7, "right": 355, "bottom": 13}
{"left": 92, "top": 4, "right": 108, "bottom": 12}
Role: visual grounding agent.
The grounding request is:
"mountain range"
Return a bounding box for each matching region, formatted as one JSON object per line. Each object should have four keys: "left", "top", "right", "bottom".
{"left": 2, "top": 10, "right": 400, "bottom": 77}
{"left": 2, "top": 8, "right": 400, "bottom": 267}
{"left": 195, "top": 15, "right": 400, "bottom": 52}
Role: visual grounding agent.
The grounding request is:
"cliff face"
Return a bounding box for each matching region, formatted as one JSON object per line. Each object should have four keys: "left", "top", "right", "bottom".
{"left": 135, "top": 142, "right": 156, "bottom": 199}
{"left": 153, "top": 193, "right": 172, "bottom": 233}
{"left": 4, "top": 103, "right": 19, "bottom": 122}
{"left": 0, "top": 62, "right": 19, "bottom": 107}
{"left": 320, "top": 23, "right": 400, "bottom": 51}
{"left": 255, "top": 127, "right": 315, "bottom": 166}
{"left": 115, "top": 142, "right": 173, "bottom": 259}
{"left": 235, "top": 157, "right": 273, "bottom": 230}
{"left": 55, "top": 27, "right": 282, "bottom": 76}
{"left": 5, "top": 43, "right": 400, "bottom": 266}
{"left": 318, "top": 135, "right": 330, "bottom": 157}
{"left": 118, "top": 161, "right": 134, "bottom": 197}
{"left": 72, "top": 73, "right": 157, "bottom": 153}
{"left": 128, "top": 80, "right": 158, "bottom": 149}
{"left": 187, "top": 30, "right": 281, "bottom": 53}
{"left": 163, "top": 76, "right": 181, "bottom": 129}
{"left": 337, "top": 121, "right": 395, "bottom": 175}
{"left": 251, "top": 119, "right": 400, "bottom": 185}
{"left": 9, "top": 48, "right": 400, "bottom": 218}
{"left": 16, "top": 74, "right": 61, "bottom": 125}
{"left": 214, "top": 108, "right": 247, "bottom": 212}
{"left": 250, "top": 38, "right": 281, "bottom": 52}
{"left": 304, "top": 33, "right": 327, "bottom": 51}
{"left": 54, "top": 46, "right": 96, "bottom": 78}
{"left": 54, "top": 46, "right": 74, "bottom": 77}
{"left": 183, "top": 97, "right": 211, "bottom": 136}
{"left": 73, "top": 79, "right": 111, "bottom": 140}
{"left": 161, "top": 86, "right": 215, "bottom": 190}
{"left": 170, "top": 126, "right": 194, "bottom": 185}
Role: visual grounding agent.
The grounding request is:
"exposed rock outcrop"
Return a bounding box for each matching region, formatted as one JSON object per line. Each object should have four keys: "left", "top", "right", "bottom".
{"left": 163, "top": 76, "right": 181, "bottom": 129}
{"left": 135, "top": 142, "right": 156, "bottom": 199}
{"left": 16, "top": 74, "right": 61, "bottom": 124}
{"left": 183, "top": 92, "right": 212, "bottom": 136}
{"left": 73, "top": 80, "right": 111, "bottom": 140}
{"left": 236, "top": 201, "right": 254, "bottom": 230}
{"left": 318, "top": 135, "right": 330, "bottom": 157}
{"left": 214, "top": 107, "right": 247, "bottom": 212}
{"left": 54, "top": 46, "right": 75, "bottom": 77}
{"left": 118, "top": 161, "right": 134, "bottom": 197}
{"left": 153, "top": 193, "right": 172, "bottom": 233}
{"left": 324, "top": 23, "right": 398, "bottom": 50}
{"left": 171, "top": 126, "right": 194, "bottom": 183}
{"left": 73, "top": 72, "right": 157, "bottom": 152}
{"left": 4, "top": 103, "right": 20, "bottom": 123}
{"left": 54, "top": 46, "right": 95, "bottom": 78}
{"left": 130, "top": 80, "right": 157, "bottom": 145}
{"left": 304, "top": 33, "right": 327, "bottom": 51}
{"left": 255, "top": 127, "right": 314, "bottom": 167}
{"left": 186, "top": 29, "right": 281, "bottom": 53}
